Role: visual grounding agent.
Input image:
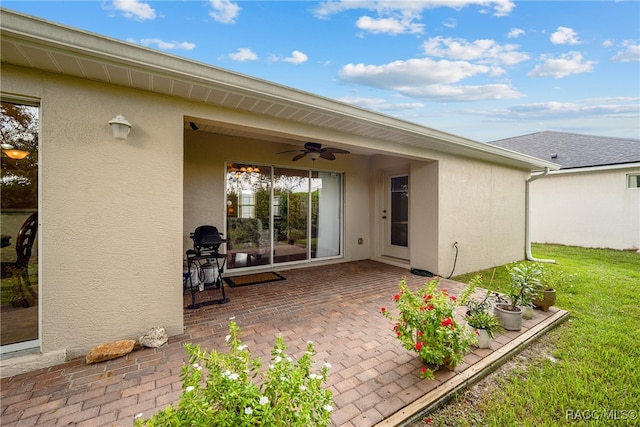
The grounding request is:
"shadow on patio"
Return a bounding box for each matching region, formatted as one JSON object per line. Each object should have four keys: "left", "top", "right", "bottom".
{"left": 0, "top": 260, "right": 567, "bottom": 427}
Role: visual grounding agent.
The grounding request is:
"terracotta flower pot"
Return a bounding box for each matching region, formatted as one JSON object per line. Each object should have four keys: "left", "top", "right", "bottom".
{"left": 533, "top": 289, "right": 557, "bottom": 311}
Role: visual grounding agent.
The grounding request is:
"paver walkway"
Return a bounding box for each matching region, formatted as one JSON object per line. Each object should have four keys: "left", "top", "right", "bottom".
{"left": 0, "top": 260, "right": 567, "bottom": 426}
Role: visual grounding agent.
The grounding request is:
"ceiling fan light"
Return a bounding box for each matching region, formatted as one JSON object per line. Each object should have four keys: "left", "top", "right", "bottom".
{"left": 309, "top": 152, "right": 320, "bottom": 161}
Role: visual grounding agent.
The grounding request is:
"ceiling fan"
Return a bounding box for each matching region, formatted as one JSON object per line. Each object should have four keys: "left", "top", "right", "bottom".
{"left": 280, "top": 142, "right": 350, "bottom": 161}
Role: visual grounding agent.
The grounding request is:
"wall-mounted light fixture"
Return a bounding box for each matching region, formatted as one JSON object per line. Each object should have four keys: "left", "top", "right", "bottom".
{"left": 1, "top": 143, "right": 29, "bottom": 160}
{"left": 108, "top": 114, "right": 132, "bottom": 140}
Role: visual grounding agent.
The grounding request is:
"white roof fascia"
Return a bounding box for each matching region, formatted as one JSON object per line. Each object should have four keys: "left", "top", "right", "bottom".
{"left": 549, "top": 162, "right": 640, "bottom": 175}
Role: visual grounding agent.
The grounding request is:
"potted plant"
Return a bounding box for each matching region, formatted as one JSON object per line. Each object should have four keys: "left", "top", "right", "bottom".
{"left": 533, "top": 263, "right": 575, "bottom": 311}
{"left": 380, "top": 278, "right": 477, "bottom": 380}
{"left": 460, "top": 273, "right": 503, "bottom": 348}
{"left": 465, "top": 310, "right": 503, "bottom": 348}
{"left": 494, "top": 263, "right": 541, "bottom": 331}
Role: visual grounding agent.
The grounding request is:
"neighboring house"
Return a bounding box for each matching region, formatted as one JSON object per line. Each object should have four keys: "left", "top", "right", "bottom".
{"left": 490, "top": 131, "right": 640, "bottom": 251}
{"left": 0, "top": 9, "right": 558, "bottom": 374}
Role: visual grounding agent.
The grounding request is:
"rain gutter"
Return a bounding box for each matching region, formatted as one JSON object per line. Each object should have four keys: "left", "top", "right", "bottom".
{"left": 525, "top": 167, "right": 555, "bottom": 263}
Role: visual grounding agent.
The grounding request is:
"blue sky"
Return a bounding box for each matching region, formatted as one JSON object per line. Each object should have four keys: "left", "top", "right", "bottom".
{"left": 3, "top": 1, "right": 639, "bottom": 142}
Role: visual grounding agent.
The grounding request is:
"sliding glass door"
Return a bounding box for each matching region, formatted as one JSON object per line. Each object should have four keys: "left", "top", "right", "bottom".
{"left": 226, "top": 163, "right": 342, "bottom": 270}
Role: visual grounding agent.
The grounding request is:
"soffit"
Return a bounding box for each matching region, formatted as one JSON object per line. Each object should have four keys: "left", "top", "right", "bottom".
{"left": 0, "top": 9, "right": 559, "bottom": 171}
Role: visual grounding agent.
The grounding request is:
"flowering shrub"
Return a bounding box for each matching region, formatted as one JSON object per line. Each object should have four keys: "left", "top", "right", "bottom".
{"left": 381, "top": 278, "right": 476, "bottom": 380}
{"left": 135, "top": 320, "right": 333, "bottom": 426}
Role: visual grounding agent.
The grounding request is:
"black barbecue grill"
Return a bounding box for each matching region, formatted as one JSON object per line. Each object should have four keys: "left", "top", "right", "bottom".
{"left": 184, "top": 225, "right": 229, "bottom": 308}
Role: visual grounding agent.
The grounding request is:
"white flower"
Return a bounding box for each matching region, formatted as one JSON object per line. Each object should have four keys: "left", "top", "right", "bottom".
{"left": 192, "top": 363, "right": 202, "bottom": 371}
{"left": 268, "top": 364, "right": 275, "bottom": 370}
{"left": 275, "top": 348, "right": 282, "bottom": 354}
{"left": 286, "top": 356, "right": 293, "bottom": 362}
{"left": 134, "top": 413, "right": 143, "bottom": 420}
{"left": 324, "top": 362, "right": 332, "bottom": 369}
{"left": 274, "top": 356, "right": 282, "bottom": 363}
{"left": 307, "top": 340, "right": 313, "bottom": 344}
{"left": 238, "top": 345, "right": 248, "bottom": 351}
{"left": 323, "top": 404, "right": 333, "bottom": 412}
{"left": 309, "top": 373, "right": 321, "bottom": 380}
{"left": 185, "top": 386, "right": 195, "bottom": 392}
{"left": 299, "top": 385, "right": 307, "bottom": 391}
{"left": 229, "top": 373, "right": 239, "bottom": 380}
{"left": 245, "top": 407, "right": 253, "bottom": 415}
{"left": 225, "top": 334, "right": 232, "bottom": 342}
{"left": 259, "top": 396, "right": 269, "bottom": 405}
{"left": 229, "top": 316, "right": 236, "bottom": 320}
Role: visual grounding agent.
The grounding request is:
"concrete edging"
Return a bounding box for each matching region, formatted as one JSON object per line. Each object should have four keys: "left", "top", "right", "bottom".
{"left": 374, "top": 309, "right": 570, "bottom": 427}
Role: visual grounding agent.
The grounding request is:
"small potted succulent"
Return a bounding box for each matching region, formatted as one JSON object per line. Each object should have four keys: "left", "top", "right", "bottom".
{"left": 381, "top": 278, "right": 477, "bottom": 380}
{"left": 493, "top": 263, "right": 541, "bottom": 331}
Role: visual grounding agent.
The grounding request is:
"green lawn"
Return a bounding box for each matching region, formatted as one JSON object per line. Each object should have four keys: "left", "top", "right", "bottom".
{"left": 426, "top": 244, "right": 640, "bottom": 426}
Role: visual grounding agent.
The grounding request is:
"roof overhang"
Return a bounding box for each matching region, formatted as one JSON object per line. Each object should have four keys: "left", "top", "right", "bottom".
{"left": 0, "top": 8, "right": 559, "bottom": 172}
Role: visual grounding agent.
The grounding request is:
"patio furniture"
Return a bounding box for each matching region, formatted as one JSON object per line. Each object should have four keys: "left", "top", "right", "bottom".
{"left": 1, "top": 211, "right": 38, "bottom": 307}
{"left": 185, "top": 225, "right": 229, "bottom": 309}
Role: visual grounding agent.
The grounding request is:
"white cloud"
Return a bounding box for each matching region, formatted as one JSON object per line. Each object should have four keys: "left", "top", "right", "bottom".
{"left": 209, "top": 0, "right": 240, "bottom": 24}
{"left": 110, "top": 0, "right": 156, "bottom": 21}
{"left": 507, "top": 28, "right": 525, "bottom": 38}
{"left": 283, "top": 51, "right": 309, "bottom": 64}
{"left": 528, "top": 52, "right": 595, "bottom": 78}
{"left": 611, "top": 41, "right": 640, "bottom": 62}
{"left": 356, "top": 15, "right": 424, "bottom": 34}
{"left": 137, "top": 38, "right": 195, "bottom": 51}
{"left": 338, "top": 97, "right": 424, "bottom": 112}
{"left": 338, "top": 58, "right": 523, "bottom": 101}
{"left": 443, "top": 18, "right": 457, "bottom": 28}
{"left": 313, "top": 1, "right": 515, "bottom": 19}
{"left": 506, "top": 98, "right": 640, "bottom": 119}
{"left": 422, "top": 36, "right": 530, "bottom": 65}
{"left": 228, "top": 48, "right": 258, "bottom": 62}
{"left": 550, "top": 26, "right": 581, "bottom": 45}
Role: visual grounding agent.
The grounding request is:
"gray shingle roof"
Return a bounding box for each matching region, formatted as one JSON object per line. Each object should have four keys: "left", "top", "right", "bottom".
{"left": 488, "top": 131, "right": 640, "bottom": 170}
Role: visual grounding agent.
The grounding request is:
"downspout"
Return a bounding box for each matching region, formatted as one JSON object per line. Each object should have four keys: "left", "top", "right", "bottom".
{"left": 526, "top": 167, "right": 555, "bottom": 263}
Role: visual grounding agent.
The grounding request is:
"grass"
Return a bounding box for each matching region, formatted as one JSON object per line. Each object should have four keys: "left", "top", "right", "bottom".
{"left": 421, "top": 244, "right": 640, "bottom": 426}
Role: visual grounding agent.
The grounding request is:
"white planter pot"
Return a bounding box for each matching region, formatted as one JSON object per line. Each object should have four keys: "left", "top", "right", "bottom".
{"left": 466, "top": 324, "right": 493, "bottom": 348}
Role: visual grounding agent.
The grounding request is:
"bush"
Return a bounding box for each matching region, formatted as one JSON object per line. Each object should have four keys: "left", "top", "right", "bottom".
{"left": 135, "top": 320, "right": 333, "bottom": 426}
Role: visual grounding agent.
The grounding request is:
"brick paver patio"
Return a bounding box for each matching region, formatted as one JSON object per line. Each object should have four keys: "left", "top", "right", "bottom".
{"left": 0, "top": 260, "right": 567, "bottom": 426}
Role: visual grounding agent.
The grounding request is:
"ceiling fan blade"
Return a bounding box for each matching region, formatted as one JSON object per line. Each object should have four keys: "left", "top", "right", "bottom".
{"left": 324, "top": 148, "right": 350, "bottom": 154}
{"left": 277, "top": 149, "right": 304, "bottom": 154}
{"left": 292, "top": 152, "right": 308, "bottom": 161}
{"left": 320, "top": 151, "right": 336, "bottom": 160}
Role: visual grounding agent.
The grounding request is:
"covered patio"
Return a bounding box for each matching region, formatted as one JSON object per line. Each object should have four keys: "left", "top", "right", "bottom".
{"left": 0, "top": 260, "right": 567, "bottom": 426}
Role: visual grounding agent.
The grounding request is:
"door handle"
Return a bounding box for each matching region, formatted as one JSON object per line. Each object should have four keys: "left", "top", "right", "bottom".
{"left": 382, "top": 216, "right": 387, "bottom": 219}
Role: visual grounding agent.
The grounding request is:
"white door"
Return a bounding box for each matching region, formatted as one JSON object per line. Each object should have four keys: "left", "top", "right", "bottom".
{"left": 382, "top": 172, "right": 409, "bottom": 259}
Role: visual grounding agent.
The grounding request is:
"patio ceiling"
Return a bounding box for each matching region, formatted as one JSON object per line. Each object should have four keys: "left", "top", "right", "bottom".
{"left": 1, "top": 9, "right": 559, "bottom": 171}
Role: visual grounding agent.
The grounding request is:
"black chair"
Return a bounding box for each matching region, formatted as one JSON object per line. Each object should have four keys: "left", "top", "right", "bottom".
{"left": 185, "top": 225, "right": 229, "bottom": 308}
{"left": 1, "top": 212, "right": 38, "bottom": 307}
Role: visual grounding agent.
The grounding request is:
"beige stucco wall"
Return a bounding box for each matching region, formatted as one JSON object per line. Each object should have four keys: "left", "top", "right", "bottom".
{"left": 437, "top": 155, "right": 527, "bottom": 275}
{"left": 3, "top": 65, "right": 185, "bottom": 359}
{"left": 530, "top": 167, "right": 640, "bottom": 250}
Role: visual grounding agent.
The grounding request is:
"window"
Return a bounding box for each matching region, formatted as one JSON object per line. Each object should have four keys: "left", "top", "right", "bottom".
{"left": 628, "top": 174, "right": 640, "bottom": 189}
{"left": 1, "top": 98, "right": 39, "bottom": 353}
